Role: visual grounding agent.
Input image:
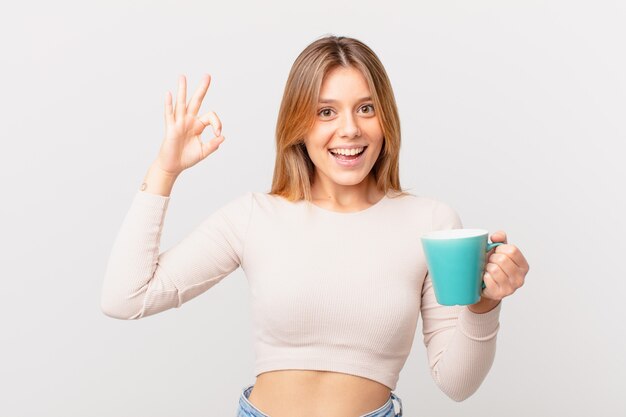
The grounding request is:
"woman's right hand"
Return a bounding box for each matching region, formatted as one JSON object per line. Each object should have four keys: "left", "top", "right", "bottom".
{"left": 155, "top": 74, "right": 225, "bottom": 177}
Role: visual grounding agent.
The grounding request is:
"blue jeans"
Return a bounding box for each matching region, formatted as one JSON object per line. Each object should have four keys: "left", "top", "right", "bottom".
{"left": 236, "top": 383, "right": 403, "bottom": 417}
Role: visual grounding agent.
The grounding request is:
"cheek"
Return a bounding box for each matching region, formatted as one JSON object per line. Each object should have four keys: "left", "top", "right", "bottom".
{"left": 317, "top": 125, "right": 336, "bottom": 139}
{"left": 307, "top": 126, "right": 333, "bottom": 144}
{"left": 367, "top": 121, "right": 384, "bottom": 140}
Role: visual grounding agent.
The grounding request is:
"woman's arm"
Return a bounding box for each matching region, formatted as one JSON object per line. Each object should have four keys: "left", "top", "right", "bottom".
{"left": 101, "top": 73, "right": 238, "bottom": 320}
{"left": 140, "top": 162, "right": 178, "bottom": 197}
{"left": 419, "top": 200, "right": 501, "bottom": 402}
{"left": 100, "top": 180, "right": 253, "bottom": 320}
{"left": 420, "top": 271, "right": 501, "bottom": 402}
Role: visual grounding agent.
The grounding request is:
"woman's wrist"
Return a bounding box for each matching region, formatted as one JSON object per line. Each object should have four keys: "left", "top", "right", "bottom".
{"left": 140, "top": 163, "right": 179, "bottom": 197}
{"left": 467, "top": 297, "right": 501, "bottom": 314}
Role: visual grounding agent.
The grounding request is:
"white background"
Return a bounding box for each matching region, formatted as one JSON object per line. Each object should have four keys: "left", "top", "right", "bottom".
{"left": 1, "top": 0, "right": 624, "bottom": 416}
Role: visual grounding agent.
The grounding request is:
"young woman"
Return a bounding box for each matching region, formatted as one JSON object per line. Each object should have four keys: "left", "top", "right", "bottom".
{"left": 101, "top": 35, "right": 529, "bottom": 417}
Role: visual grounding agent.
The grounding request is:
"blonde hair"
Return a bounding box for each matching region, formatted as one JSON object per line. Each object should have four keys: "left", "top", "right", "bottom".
{"left": 269, "top": 34, "right": 413, "bottom": 202}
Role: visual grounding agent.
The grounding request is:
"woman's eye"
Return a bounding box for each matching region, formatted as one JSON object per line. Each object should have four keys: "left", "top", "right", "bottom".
{"left": 317, "top": 104, "right": 374, "bottom": 118}
{"left": 361, "top": 104, "right": 374, "bottom": 114}
{"left": 319, "top": 108, "right": 333, "bottom": 117}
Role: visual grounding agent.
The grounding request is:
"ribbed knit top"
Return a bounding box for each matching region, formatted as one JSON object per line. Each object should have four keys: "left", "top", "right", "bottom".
{"left": 101, "top": 189, "right": 501, "bottom": 400}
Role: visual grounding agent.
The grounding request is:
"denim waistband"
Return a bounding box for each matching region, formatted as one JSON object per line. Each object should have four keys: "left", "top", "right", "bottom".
{"left": 237, "top": 383, "right": 403, "bottom": 417}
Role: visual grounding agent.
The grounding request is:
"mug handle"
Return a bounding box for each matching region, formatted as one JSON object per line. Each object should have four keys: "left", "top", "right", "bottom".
{"left": 481, "top": 242, "right": 504, "bottom": 289}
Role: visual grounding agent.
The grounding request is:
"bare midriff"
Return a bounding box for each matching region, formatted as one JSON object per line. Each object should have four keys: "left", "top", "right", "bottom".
{"left": 246, "top": 370, "right": 392, "bottom": 417}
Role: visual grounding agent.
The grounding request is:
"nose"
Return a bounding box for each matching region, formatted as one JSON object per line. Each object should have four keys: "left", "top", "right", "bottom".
{"left": 338, "top": 113, "right": 361, "bottom": 138}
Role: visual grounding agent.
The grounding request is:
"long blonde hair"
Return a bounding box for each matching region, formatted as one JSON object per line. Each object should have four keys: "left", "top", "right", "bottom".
{"left": 269, "top": 34, "right": 412, "bottom": 201}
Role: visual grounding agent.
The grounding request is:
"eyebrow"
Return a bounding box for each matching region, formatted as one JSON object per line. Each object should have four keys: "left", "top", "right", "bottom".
{"left": 318, "top": 96, "right": 372, "bottom": 103}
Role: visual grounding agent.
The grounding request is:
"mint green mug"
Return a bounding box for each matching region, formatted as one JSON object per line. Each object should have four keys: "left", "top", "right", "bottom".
{"left": 420, "top": 229, "right": 503, "bottom": 306}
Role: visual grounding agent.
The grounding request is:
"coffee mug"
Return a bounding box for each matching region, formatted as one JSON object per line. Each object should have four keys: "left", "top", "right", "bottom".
{"left": 420, "top": 229, "right": 503, "bottom": 306}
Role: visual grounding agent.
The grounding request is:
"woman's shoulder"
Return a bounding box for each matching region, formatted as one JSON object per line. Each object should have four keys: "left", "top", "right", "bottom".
{"left": 250, "top": 191, "right": 289, "bottom": 205}
{"left": 393, "top": 189, "right": 455, "bottom": 205}
{"left": 250, "top": 191, "right": 306, "bottom": 213}
{"left": 387, "top": 191, "right": 462, "bottom": 221}
{"left": 386, "top": 189, "right": 440, "bottom": 209}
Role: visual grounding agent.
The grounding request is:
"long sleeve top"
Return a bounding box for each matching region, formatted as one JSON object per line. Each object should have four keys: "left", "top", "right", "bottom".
{"left": 100, "top": 189, "right": 501, "bottom": 401}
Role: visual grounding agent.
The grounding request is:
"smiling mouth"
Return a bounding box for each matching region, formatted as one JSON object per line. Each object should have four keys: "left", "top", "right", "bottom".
{"left": 328, "top": 146, "right": 367, "bottom": 164}
{"left": 328, "top": 146, "right": 368, "bottom": 163}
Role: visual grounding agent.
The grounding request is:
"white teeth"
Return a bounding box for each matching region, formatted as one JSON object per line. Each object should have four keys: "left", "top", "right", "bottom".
{"left": 330, "top": 147, "right": 365, "bottom": 156}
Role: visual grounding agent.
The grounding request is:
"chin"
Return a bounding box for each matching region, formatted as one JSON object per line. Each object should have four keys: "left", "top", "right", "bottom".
{"left": 328, "top": 171, "right": 371, "bottom": 185}
{"left": 330, "top": 178, "right": 365, "bottom": 186}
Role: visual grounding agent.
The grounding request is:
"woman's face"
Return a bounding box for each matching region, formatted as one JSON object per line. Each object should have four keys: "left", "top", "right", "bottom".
{"left": 303, "top": 66, "right": 384, "bottom": 192}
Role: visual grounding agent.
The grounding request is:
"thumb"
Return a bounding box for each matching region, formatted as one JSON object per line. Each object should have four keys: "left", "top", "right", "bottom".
{"left": 490, "top": 230, "right": 508, "bottom": 244}
{"left": 485, "top": 231, "right": 507, "bottom": 260}
{"left": 201, "top": 135, "right": 225, "bottom": 157}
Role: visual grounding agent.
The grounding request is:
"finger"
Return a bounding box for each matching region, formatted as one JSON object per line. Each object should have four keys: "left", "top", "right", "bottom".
{"left": 485, "top": 261, "right": 515, "bottom": 295}
{"left": 482, "top": 271, "right": 500, "bottom": 299}
{"left": 508, "top": 246, "right": 530, "bottom": 272}
{"left": 490, "top": 231, "right": 508, "bottom": 243}
{"left": 485, "top": 245, "right": 500, "bottom": 265}
{"left": 486, "top": 232, "right": 505, "bottom": 258}
{"left": 187, "top": 73, "right": 211, "bottom": 117}
{"left": 200, "top": 134, "right": 226, "bottom": 157}
{"left": 175, "top": 74, "right": 187, "bottom": 121}
{"left": 494, "top": 244, "right": 527, "bottom": 271}
{"left": 197, "top": 110, "right": 222, "bottom": 137}
{"left": 485, "top": 261, "right": 507, "bottom": 284}
{"left": 490, "top": 251, "right": 527, "bottom": 288}
{"left": 164, "top": 91, "right": 174, "bottom": 127}
{"left": 488, "top": 252, "right": 519, "bottom": 278}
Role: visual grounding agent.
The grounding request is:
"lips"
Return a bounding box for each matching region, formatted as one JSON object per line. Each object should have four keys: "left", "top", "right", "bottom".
{"left": 328, "top": 145, "right": 368, "bottom": 150}
{"left": 328, "top": 146, "right": 367, "bottom": 167}
{"left": 328, "top": 145, "right": 368, "bottom": 155}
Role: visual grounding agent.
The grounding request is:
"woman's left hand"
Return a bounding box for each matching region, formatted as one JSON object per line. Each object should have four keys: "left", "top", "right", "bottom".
{"left": 468, "top": 231, "right": 530, "bottom": 313}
